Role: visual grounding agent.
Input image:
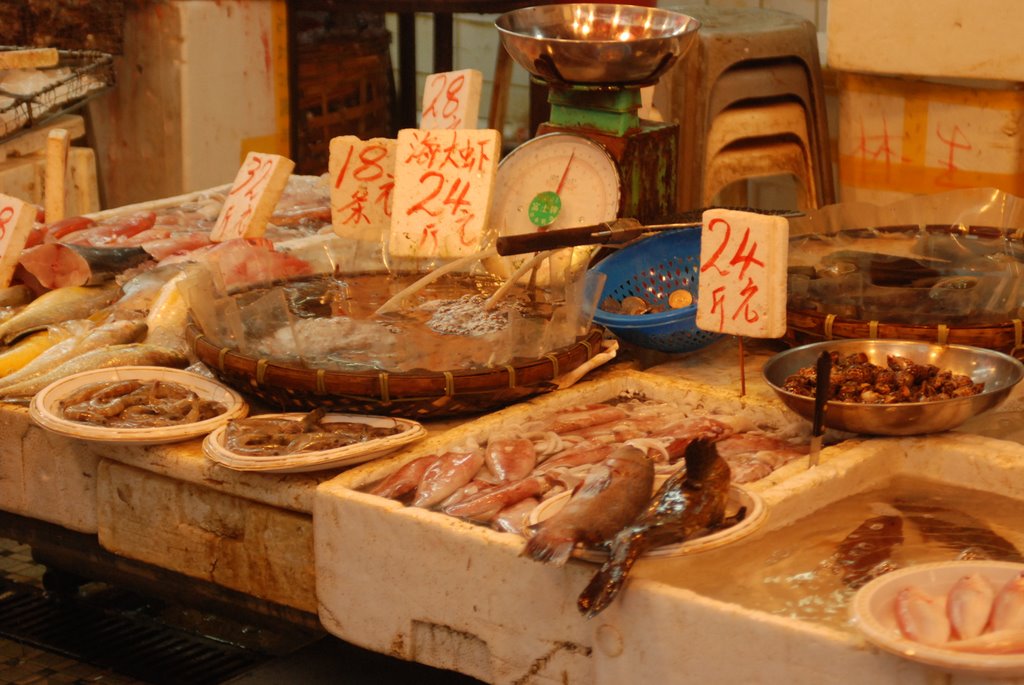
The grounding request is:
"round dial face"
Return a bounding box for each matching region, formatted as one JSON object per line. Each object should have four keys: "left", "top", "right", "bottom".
{"left": 489, "top": 133, "right": 621, "bottom": 279}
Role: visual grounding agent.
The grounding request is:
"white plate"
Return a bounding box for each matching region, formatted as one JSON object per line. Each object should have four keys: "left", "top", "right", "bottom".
{"left": 851, "top": 561, "right": 1024, "bottom": 677}
{"left": 526, "top": 481, "right": 766, "bottom": 563}
{"left": 29, "top": 366, "right": 248, "bottom": 445}
{"left": 202, "top": 412, "right": 427, "bottom": 473}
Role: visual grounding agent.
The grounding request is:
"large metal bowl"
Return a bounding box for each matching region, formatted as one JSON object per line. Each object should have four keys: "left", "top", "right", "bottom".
{"left": 762, "top": 339, "right": 1024, "bottom": 436}
{"left": 495, "top": 4, "right": 701, "bottom": 85}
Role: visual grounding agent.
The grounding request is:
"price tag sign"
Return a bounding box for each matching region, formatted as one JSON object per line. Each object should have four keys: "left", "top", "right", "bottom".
{"left": 211, "top": 151, "right": 295, "bottom": 242}
{"left": 696, "top": 208, "right": 789, "bottom": 338}
{"left": 0, "top": 193, "right": 38, "bottom": 288}
{"left": 388, "top": 128, "right": 500, "bottom": 259}
{"left": 329, "top": 136, "right": 395, "bottom": 241}
{"left": 420, "top": 69, "right": 483, "bottom": 130}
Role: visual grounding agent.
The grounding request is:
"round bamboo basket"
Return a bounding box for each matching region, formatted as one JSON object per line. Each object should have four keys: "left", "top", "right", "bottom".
{"left": 785, "top": 224, "right": 1024, "bottom": 360}
{"left": 185, "top": 322, "right": 606, "bottom": 419}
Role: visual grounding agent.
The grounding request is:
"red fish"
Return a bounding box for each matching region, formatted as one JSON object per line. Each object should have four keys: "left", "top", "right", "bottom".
{"left": 523, "top": 445, "right": 654, "bottom": 567}
{"left": 895, "top": 586, "right": 951, "bottom": 645}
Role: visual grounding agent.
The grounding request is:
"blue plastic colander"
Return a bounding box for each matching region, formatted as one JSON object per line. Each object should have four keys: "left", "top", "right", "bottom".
{"left": 591, "top": 227, "right": 723, "bottom": 353}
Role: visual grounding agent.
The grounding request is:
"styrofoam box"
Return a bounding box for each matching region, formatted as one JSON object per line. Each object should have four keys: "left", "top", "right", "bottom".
{"left": 311, "top": 370, "right": 1024, "bottom": 684}
{"left": 836, "top": 71, "right": 1024, "bottom": 206}
{"left": 827, "top": 0, "right": 1024, "bottom": 82}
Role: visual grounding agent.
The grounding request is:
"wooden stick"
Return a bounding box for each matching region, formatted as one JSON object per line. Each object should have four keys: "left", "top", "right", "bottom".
{"left": 738, "top": 336, "right": 746, "bottom": 397}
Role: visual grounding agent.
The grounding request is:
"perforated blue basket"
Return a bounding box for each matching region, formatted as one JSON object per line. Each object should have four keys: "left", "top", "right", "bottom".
{"left": 591, "top": 227, "right": 723, "bottom": 353}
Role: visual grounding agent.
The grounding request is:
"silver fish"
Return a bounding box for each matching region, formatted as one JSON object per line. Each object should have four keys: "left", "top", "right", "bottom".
{"left": 0, "top": 343, "right": 187, "bottom": 399}
{"left": 0, "top": 319, "right": 148, "bottom": 391}
{"left": 523, "top": 444, "right": 654, "bottom": 567}
{"left": 0, "top": 283, "right": 121, "bottom": 344}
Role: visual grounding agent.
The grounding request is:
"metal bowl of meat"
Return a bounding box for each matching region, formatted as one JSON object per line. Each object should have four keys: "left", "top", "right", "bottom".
{"left": 495, "top": 4, "right": 701, "bottom": 85}
{"left": 762, "top": 339, "right": 1024, "bottom": 436}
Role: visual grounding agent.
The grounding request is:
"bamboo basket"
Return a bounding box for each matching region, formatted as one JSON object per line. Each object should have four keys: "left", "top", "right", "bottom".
{"left": 185, "top": 323, "right": 606, "bottom": 419}
{"left": 785, "top": 224, "right": 1024, "bottom": 360}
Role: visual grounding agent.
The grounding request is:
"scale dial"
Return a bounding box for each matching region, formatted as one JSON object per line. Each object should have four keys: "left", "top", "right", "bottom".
{"left": 489, "top": 132, "right": 621, "bottom": 279}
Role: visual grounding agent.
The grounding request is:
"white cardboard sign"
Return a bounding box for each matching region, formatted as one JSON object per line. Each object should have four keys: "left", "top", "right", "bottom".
{"left": 696, "top": 208, "right": 789, "bottom": 338}
{"left": 388, "top": 128, "right": 500, "bottom": 259}
{"left": 420, "top": 69, "right": 483, "bottom": 130}
{"left": 0, "top": 193, "right": 37, "bottom": 288}
{"left": 329, "top": 136, "right": 396, "bottom": 241}
{"left": 211, "top": 151, "right": 295, "bottom": 242}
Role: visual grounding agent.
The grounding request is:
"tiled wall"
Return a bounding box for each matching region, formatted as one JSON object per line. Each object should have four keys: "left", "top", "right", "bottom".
{"left": 385, "top": 0, "right": 829, "bottom": 145}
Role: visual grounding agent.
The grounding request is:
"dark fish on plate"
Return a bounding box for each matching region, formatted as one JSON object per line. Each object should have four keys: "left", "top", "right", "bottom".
{"left": 577, "top": 438, "right": 731, "bottom": 618}
{"left": 894, "top": 499, "right": 1024, "bottom": 563}
{"left": 824, "top": 514, "right": 904, "bottom": 589}
{"left": 522, "top": 444, "right": 654, "bottom": 567}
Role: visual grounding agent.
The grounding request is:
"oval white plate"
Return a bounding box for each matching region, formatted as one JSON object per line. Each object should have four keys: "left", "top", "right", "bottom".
{"left": 526, "top": 481, "right": 766, "bottom": 563}
{"left": 851, "top": 561, "right": 1024, "bottom": 678}
{"left": 203, "top": 412, "right": 427, "bottom": 473}
{"left": 29, "top": 366, "right": 248, "bottom": 445}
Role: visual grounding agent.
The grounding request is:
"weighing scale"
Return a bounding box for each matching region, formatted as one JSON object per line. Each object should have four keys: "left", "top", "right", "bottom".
{"left": 491, "top": 4, "right": 701, "bottom": 247}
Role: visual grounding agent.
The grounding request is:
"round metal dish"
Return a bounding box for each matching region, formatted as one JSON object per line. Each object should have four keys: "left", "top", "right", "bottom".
{"left": 762, "top": 339, "right": 1024, "bottom": 436}
{"left": 495, "top": 4, "right": 701, "bottom": 85}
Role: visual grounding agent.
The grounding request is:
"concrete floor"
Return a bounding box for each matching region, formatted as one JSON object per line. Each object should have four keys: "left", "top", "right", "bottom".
{"left": 0, "top": 537, "right": 482, "bottom": 685}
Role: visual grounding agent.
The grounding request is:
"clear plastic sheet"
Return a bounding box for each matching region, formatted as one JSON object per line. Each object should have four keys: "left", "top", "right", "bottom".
{"left": 787, "top": 188, "right": 1024, "bottom": 325}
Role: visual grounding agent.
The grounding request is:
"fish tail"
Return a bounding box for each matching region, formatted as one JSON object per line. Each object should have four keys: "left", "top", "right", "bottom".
{"left": 521, "top": 531, "right": 575, "bottom": 567}
{"left": 577, "top": 532, "right": 646, "bottom": 618}
{"left": 683, "top": 437, "right": 720, "bottom": 481}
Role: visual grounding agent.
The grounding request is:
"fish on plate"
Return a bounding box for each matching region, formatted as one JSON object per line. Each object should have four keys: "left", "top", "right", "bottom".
{"left": 577, "top": 437, "right": 731, "bottom": 618}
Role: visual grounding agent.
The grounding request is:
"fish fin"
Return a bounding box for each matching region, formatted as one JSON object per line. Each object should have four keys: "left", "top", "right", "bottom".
{"left": 521, "top": 534, "right": 575, "bottom": 567}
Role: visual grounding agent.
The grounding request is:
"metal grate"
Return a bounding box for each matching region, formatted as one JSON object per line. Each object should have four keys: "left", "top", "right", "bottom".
{"left": 0, "top": 578, "right": 269, "bottom": 685}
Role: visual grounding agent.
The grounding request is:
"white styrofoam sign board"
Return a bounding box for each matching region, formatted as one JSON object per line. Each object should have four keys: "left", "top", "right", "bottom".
{"left": 329, "top": 136, "right": 396, "bottom": 241}
{"left": 211, "top": 151, "right": 295, "bottom": 241}
{"left": 420, "top": 69, "right": 483, "bottom": 130}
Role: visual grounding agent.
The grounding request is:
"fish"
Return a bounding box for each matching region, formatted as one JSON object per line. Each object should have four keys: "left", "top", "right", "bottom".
{"left": 895, "top": 586, "right": 951, "bottom": 645}
{"left": 990, "top": 572, "right": 1024, "bottom": 632}
{"left": 0, "top": 284, "right": 32, "bottom": 308}
{"left": 0, "top": 283, "right": 121, "bottom": 344}
{"left": 493, "top": 497, "right": 541, "bottom": 536}
{"left": 0, "top": 343, "right": 186, "bottom": 400}
{"left": 144, "top": 271, "right": 190, "bottom": 355}
{"left": 948, "top": 573, "right": 996, "bottom": 640}
{"left": 18, "top": 243, "right": 153, "bottom": 289}
{"left": 442, "top": 474, "right": 553, "bottom": 523}
{"left": 894, "top": 500, "right": 1024, "bottom": 562}
{"left": 0, "top": 318, "right": 147, "bottom": 391}
{"left": 0, "top": 327, "right": 72, "bottom": 377}
{"left": 577, "top": 438, "right": 730, "bottom": 618}
{"left": 824, "top": 515, "right": 904, "bottom": 589}
{"left": 523, "top": 444, "right": 654, "bottom": 567}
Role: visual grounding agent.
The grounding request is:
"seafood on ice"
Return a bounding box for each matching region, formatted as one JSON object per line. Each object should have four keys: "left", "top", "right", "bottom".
{"left": 367, "top": 397, "right": 805, "bottom": 534}
{"left": 894, "top": 571, "right": 1024, "bottom": 654}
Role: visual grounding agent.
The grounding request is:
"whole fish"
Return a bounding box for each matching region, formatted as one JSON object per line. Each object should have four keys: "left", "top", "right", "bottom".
{"left": 0, "top": 343, "right": 186, "bottom": 400}
{"left": 577, "top": 438, "right": 730, "bottom": 618}
{"left": 523, "top": 444, "right": 654, "bottom": 567}
{"left": 0, "top": 283, "right": 121, "bottom": 344}
{"left": 894, "top": 499, "right": 1024, "bottom": 562}
{"left": 0, "top": 284, "right": 32, "bottom": 308}
{"left": 0, "top": 318, "right": 147, "bottom": 391}
{"left": 144, "top": 271, "right": 190, "bottom": 355}
{"left": 825, "top": 514, "right": 904, "bottom": 589}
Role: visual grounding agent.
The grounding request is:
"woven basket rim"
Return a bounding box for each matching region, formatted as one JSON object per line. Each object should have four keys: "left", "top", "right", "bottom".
{"left": 186, "top": 322, "right": 605, "bottom": 402}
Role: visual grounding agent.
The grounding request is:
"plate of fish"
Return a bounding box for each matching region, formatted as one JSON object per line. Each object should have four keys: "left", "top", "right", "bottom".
{"left": 29, "top": 366, "right": 248, "bottom": 445}
{"left": 851, "top": 561, "right": 1024, "bottom": 677}
{"left": 202, "top": 409, "right": 428, "bottom": 473}
{"left": 527, "top": 479, "right": 766, "bottom": 563}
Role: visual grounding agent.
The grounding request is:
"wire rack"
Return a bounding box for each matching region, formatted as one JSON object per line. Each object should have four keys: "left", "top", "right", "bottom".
{"left": 0, "top": 47, "right": 114, "bottom": 142}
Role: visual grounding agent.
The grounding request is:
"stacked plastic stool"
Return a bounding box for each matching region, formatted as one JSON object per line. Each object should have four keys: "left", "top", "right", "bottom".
{"left": 655, "top": 5, "right": 835, "bottom": 211}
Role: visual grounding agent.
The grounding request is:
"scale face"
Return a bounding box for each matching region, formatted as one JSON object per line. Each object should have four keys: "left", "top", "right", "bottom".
{"left": 491, "top": 132, "right": 621, "bottom": 278}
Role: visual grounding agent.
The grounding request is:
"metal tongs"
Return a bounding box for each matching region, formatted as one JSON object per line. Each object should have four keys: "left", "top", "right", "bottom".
{"left": 808, "top": 350, "right": 832, "bottom": 468}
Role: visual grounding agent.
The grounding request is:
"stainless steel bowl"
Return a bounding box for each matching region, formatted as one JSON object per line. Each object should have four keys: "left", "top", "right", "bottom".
{"left": 495, "top": 4, "right": 701, "bottom": 85}
{"left": 762, "top": 339, "right": 1024, "bottom": 436}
